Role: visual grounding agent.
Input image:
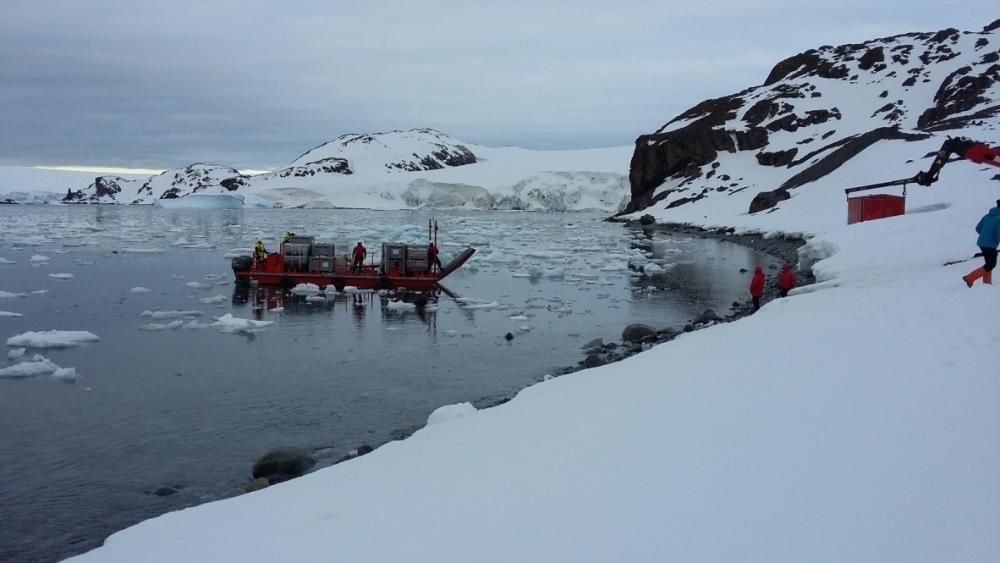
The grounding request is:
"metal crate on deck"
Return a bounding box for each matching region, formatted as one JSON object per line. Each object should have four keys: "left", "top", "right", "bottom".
{"left": 287, "top": 235, "right": 314, "bottom": 245}
{"left": 282, "top": 242, "right": 310, "bottom": 271}
{"left": 311, "top": 242, "right": 335, "bottom": 258}
{"left": 382, "top": 243, "right": 407, "bottom": 274}
{"left": 309, "top": 256, "right": 335, "bottom": 273}
{"left": 405, "top": 245, "right": 429, "bottom": 273}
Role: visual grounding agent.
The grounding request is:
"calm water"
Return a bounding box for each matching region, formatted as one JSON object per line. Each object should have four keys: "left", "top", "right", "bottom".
{"left": 0, "top": 206, "right": 780, "bottom": 562}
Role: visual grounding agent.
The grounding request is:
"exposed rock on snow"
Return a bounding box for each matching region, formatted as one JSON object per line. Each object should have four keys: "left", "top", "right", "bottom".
{"left": 251, "top": 447, "right": 316, "bottom": 484}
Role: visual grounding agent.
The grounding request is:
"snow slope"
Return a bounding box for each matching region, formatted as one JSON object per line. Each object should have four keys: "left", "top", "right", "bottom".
{"left": 65, "top": 25, "right": 1000, "bottom": 563}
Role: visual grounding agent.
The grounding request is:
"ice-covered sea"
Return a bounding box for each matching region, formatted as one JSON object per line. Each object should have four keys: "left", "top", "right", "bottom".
{"left": 0, "top": 205, "right": 781, "bottom": 562}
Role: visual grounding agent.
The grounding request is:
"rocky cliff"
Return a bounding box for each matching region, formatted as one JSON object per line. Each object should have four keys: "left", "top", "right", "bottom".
{"left": 624, "top": 20, "right": 999, "bottom": 216}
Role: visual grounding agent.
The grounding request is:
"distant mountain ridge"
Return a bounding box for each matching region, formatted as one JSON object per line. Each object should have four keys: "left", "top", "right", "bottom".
{"left": 624, "top": 20, "right": 999, "bottom": 216}
{"left": 63, "top": 129, "right": 483, "bottom": 205}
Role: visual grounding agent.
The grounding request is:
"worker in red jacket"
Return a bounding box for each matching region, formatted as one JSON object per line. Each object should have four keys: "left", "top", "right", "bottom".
{"left": 351, "top": 241, "right": 367, "bottom": 273}
{"left": 777, "top": 263, "right": 796, "bottom": 297}
{"left": 749, "top": 266, "right": 765, "bottom": 311}
{"left": 427, "top": 242, "right": 443, "bottom": 274}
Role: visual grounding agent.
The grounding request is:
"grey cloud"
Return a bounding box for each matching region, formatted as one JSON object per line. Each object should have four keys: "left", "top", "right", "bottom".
{"left": 0, "top": 0, "right": 991, "bottom": 168}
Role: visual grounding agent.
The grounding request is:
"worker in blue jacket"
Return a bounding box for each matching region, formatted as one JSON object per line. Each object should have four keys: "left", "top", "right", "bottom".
{"left": 963, "top": 200, "right": 1000, "bottom": 287}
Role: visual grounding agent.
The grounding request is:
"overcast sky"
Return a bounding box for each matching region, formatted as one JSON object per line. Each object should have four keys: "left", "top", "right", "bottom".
{"left": 0, "top": 1, "right": 991, "bottom": 170}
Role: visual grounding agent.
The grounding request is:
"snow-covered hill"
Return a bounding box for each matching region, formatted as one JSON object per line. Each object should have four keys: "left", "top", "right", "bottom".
{"left": 288, "top": 128, "right": 477, "bottom": 172}
{"left": 624, "top": 21, "right": 999, "bottom": 220}
{"left": 1, "top": 129, "right": 633, "bottom": 212}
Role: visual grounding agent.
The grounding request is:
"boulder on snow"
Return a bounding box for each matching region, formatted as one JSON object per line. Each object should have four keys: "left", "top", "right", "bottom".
{"left": 693, "top": 309, "right": 721, "bottom": 325}
{"left": 252, "top": 447, "right": 316, "bottom": 484}
{"left": 622, "top": 323, "right": 656, "bottom": 343}
{"left": 749, "top": 189, "right": 791, "bottom": 213}
{"left": 638, "top": 214, "right": 656, "bottom": 225}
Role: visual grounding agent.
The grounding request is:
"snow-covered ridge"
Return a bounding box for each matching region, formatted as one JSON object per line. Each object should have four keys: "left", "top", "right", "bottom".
{"left": 290, "top": 128, "right": 478, "bottom": 172}
{"left": 7, "top": 128, "right": 632, "bottom": 212}
{"left": 626, "top": 21, "right": 999, "bottom": 217}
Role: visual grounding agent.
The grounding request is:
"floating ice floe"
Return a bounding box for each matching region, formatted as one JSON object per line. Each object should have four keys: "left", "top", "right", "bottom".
{"left": 426, "top": 402, "right": 477, "bottom": 426}
{"left": 7, "top": 347, "right": 25, "bottom": 359}
{"left": 6, "top": 330, "right": 100, "bottom": 349}
{"left": 182, "top": 320, "right": 212, "bottom": 330}
{"left": 49, "top": 273, "right": 74, "bottom": 280}
{"left": 0, "top": 355, "right": 60, "bottom": 378}
{"left": 199, "top": 295, "right": 227, "bottom": 304}
{"left": 509, "top": 314, "right": 529, "bottom": 321}
{"left": 290, "top": 283, "right": 322, "bottom": 296}
{"left": 0, "top": 311, "right": 24, "bottom": 317}
{"left": 305, "top": 295, "right": 327, "bottom": 303}
{"left": 30, "top": 255, "right": 50, "bottom": 263}
{"left": 51, "top": 367, "right": 79, "bottom": 383}
{"left": 140, "top": 310, "right": 204, "bottom": 319}
{"left": 130, "top": 287, "right": 152, "bottom": 294}
{"left": 139, "top": 320, "right": 185, "bottom": 331}
{"left": 385, "top": 300, "right": 416, "bottom": 311}
{"left": 185, "top": 281, "right": 213, "bottom": 289}
{"left": 31, "top": 290, "right": 48, "bottom": 295}
{"left": 456, "top": 299, "right": 499, "bottom": 310}
{"left": 0, "top": 258, "right": 15, "bottom": 265}
{"left": 0, "top": 291, "right": 26, "bottom": 299}
{"left": 211, "top": 314, "right": 274, "bottom": 334}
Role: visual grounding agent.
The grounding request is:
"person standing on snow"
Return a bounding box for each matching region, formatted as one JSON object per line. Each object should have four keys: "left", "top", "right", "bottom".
{"left": 777, "top": 263, "right": 796, "bottom": 297}
{"left": 749, "top": 266, "right": 765, "bottom": 311}
{"left": 962, "top": 200, "right": 1000, "bottom": 287}
{"left": 351, "top": 241, "right": 367, "bottom": 273}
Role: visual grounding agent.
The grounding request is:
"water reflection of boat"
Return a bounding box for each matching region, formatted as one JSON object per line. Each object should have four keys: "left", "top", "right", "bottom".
{"left": 232, "top": 234, "right": 475, "bottom": 292}
{"left": 231, "top": 285, "right": 440, "bottom": 328}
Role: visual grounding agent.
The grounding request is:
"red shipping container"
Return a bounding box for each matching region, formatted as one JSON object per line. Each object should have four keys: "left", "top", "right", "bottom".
{"left": 847, "top": 194, "right": 905, "bottom": 224}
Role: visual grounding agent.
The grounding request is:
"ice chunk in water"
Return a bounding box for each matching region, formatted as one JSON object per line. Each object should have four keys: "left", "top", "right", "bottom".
{"left": 140, "top": 310, "right": 204, "bottom": 319}
{"left": 7, "top": 347, "right": 25, "bottom": 359}
{"left": 211, "top": 314, "right": 273, "bottom": 334}
{"left": 51, "top": 367, "right": 80, "bottom": 383}
{"left": 30, "top": 255, "right": 50, "bottom": 262}
{"left": 49, "top": 273, "right": 74, "bottom": 280}
{"left": 139, "top": 320, "right": 184, "bottom": 331}
{"left": 290, "top": 283, "right": 322, "bottom": 296}
{"left": 185, "top": 281, "right": 213, "bottom": 289}
{"left": 0, "top": 258, "right": 15, "bottom": 265}
{"left": 6, "top": 330, "right": 100, "bottom": 349}
{"left": 130, "top": 287, "right": 151, "bottom": 294}
{"left": 198, "top": 295, "right": 227, "bottom": 304}
{"left": 0, "top": 311, "right": 23, "bottom": 317}
{"left": 0, "top": 357, "right": 60, "bottom": 378}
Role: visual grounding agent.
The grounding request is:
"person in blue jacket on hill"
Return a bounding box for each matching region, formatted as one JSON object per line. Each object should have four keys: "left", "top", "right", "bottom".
{"left": 962, "top": 200, "right": 1000, "bottom": 287}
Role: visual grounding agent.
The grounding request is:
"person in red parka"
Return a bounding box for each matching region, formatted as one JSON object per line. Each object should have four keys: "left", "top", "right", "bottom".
{"left": 427, "top": 242, "right": 443, "bottom": 274}
{"left": 777, "top": 263, "right": 796, "bottom": 297}
{"left": 749, "top": 266, "right": 765, "bottom": 311}
{"left": 351, "top": 241, "right": 367, "bottom": 273}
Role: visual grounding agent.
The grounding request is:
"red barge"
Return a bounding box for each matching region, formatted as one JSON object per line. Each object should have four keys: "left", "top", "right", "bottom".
{"left": 232, "top": 235, "right": 475, "bottom": 292}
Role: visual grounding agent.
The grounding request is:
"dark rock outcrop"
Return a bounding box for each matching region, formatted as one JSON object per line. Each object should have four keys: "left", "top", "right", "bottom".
{"left": 749, "top": 189, "right": 791, "bottom": 213}
{"left": 755, "top": 149, "right": 798, "bottom": 167}
{"left": 252, "top": 447, "right": 316, "bottom": 484}
{"left": 621, "top": 323, "right": 656, "bottom": 343}
{"left": 917, "top": 63, "right": 999, "bottom": 130}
